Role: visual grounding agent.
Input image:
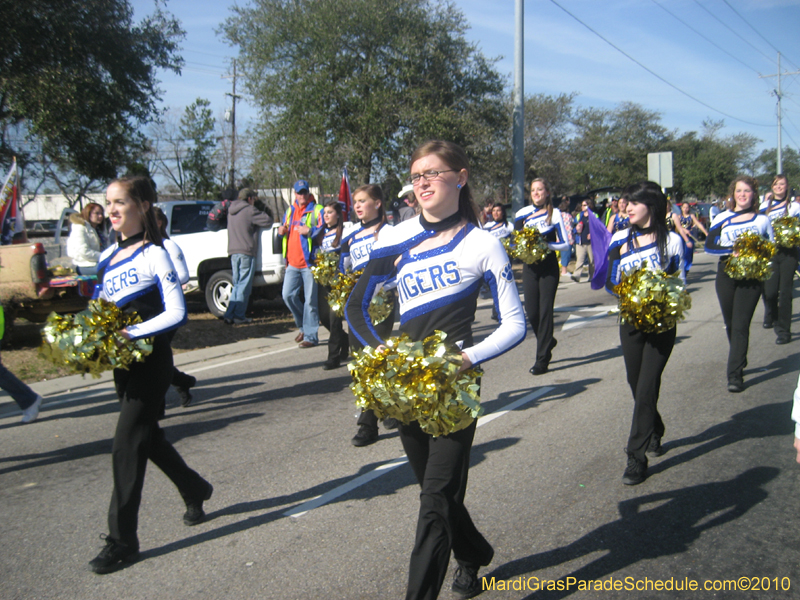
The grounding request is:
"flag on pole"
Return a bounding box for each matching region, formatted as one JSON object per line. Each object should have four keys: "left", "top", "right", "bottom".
{"left": 338, "top": 167, "right": 352, "bottom": 220}
{"left": 588, "top": 208, "right": 612, "bottom": 290}
{"left": 0, "top": 158, "right": 25, "bottom": 245}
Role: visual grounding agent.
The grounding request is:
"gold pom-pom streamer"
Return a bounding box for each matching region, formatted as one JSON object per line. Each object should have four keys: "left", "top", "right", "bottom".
{"left": 506, "top": 227, "right": 551, "bottom": 264}
{"left": 349, "top": 331, "right": 482, "bottom": 437}
{"left": 613, "top": 261, "right": 691, "bottom": 334}
{"left": 328, "top": 269, "right": 394, "bottom": 325}
{"left": 724, "top": 231, "right": 776, "bottom": 281}
{"left": 772, "top": 215, "right": 800, "bottom": 249}
{"left": 39, "top": 298, "right": 153, "bottom": 379}
{"left": 311, "top": 251, "right": 340, "bottom": 286}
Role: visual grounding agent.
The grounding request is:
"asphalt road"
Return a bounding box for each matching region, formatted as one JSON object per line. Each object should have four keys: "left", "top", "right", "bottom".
{"left": 1, "top": 251, "right": 799, "bottom": 600}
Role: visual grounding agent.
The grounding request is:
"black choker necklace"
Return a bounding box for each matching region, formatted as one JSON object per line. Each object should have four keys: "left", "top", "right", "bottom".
{"left": 118, "top": 231, "right": 145, "bottom": 249}
{"left": 419, "top": 211, "right": 462, "bottom": 232}
{"left": 361, "top": 217, "right": 382, "bottom": 229}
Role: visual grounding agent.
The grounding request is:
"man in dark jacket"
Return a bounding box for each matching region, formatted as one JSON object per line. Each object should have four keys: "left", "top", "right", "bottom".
{"left": 223, "top": 188, "right": 274, "bottom": 324}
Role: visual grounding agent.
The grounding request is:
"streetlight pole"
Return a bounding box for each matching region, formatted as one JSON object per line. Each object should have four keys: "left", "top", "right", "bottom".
{"left": 512, "top": 0, "right": 525, "bottom": 216}
{"left": 224, "top": 59, "right": 241, "bottom": 189}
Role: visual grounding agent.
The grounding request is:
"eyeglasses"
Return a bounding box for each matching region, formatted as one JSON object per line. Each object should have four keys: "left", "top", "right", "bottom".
{"left": 409, "top": 170, "right": 456, "bottom": 185}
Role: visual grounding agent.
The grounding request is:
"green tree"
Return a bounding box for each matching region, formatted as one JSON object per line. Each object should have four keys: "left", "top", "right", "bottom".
{"left": 753, "top": 147, "right": 800, "bottom": 191}
{"left": 0, "top": 0, "right": 184, "bottom": 183}
{"left": 180, "top": 98, "right": 218, "bottom": 199}
{"left": 221, "top": 0, "right": 504, "bottom": 185}
{"left": 568, "top": 102, "right": 669, "bottom": 192}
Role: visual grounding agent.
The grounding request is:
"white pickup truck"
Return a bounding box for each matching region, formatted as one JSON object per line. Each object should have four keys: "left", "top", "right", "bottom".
{"left": 155, "top": 201, "right": 285, "bottom": 317}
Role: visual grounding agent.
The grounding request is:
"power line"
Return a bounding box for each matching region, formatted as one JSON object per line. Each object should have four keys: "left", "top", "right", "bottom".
{"left": 718, "top": 0, "right": 800, "bottom": 71}
{"left": 548, "top": 0, "right": 772, "bottom": 127}
{"left": 651, "top": 0, "right": 762, "bottom": 76}
{"left": 692, "top": 0, "right": 774, "bottom": 65}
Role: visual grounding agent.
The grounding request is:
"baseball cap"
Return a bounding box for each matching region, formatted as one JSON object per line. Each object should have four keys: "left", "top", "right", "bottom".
{"left": 238, "top": 187, "right": 256, "bottom": 201}
{"left": 293, "top": 180, "right": 310, "bottom": 193}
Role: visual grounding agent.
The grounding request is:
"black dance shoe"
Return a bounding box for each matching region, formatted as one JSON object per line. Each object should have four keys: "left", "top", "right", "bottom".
{"left": 178, "top": 375, "right": 197, "bottom": 407}
{"left": 622, "top": 452, "right": 647, "bottom": 485}
{"left": 452, "top": 564, "right": 482, "bottom": 599}
{"left": 646, "top": 434, "right": 664, "bottom": 457}
{"left": 323, "top": 357, "right": 341, "bottom": 370}
{"left": 351, "top": 425, "right": 378, "bottom": 447}
{"left": 184, "top": 481, "right": 214, "bottom": 526}
{"left": 776, "top": 335, "right": 791, "bottom": 345}
{"left": 89, "top": 535, "right": 139, "bottom": 574}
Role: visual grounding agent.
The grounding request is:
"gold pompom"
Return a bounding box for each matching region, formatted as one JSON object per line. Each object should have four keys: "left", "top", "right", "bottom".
{"left": 328, "top": 269, "right": 394, "bottom": 325}
{"left": 772, "top": 215, "right": 800, "bottom": 248}
{"left": 613, "top": 261, "right": 691, "bottom": 333}
{"left": 724, "top": 231, "right": 776, "bottom": 281}
{"left": 39, "top": 298, "right": 153, "bottom": 378}
{"left": 311, "top": 251, "right": 339, "bottom": 287}
{"left": 349, "top": 331, "right": 482, "bottom": 437}
{"left": 506, "top": 227, "right": 551, "bottom": 264}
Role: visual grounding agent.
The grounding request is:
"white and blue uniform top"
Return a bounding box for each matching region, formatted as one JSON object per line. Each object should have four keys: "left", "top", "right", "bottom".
{"left": 319, "top": 228, "right": 340, "bottom": 253}
{"left": 605, "top": 229, "right": 685, "bottom": 295}
{"left": 704, "top": 210, "right": 774, "bottom": 256}
{"left": 482, "top": 220, "right": 513, "bottom": 240}
{"left": 513, "top": 206, "right": 570, "bottom": 252}
{"left": 339, "top": 224, "right": 382, "bottom": 273}
{"left": 759, "top": 200, "right": 800, "bottom": 223}
{"left": 94, "top": 242, "right": 187, "bottom": 340}
{"left": 345, "top": 218, "right": 526, "bottom": 367}
{"left": 163, "top": 238, "right": 189, "bottom": 285}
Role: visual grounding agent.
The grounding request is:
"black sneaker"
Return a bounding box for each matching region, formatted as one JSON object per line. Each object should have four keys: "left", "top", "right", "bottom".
{"left": 728, "top": 381, "right": 744, "bottom": 393}
{"left": 88, "top": 535, "right": 139, "bottom": 574}
{"left": 383, "top": 417, "right": 400, "bottom": 430}
{"left": 763, "top": 320, "right": 774, "bottom": 329}
{"left": 646, "top": 434, "right": 664, "bottom": 457}
{"left": 323, "top": 357, "right": 341, "bottom": 370}
{"left": 177, "top": 375, "right": 197, "bottom": 407}
{"left": 184, "top": 481, "right": 213, "bottom": 526}
{"left": 452, "top": 564, "right": 481, "bottom": 598}
{"left": 622, "top": 453, "right": 647, "bottom": 485}
{"left": 351, "top": 426, "right": 378, "bottom": 447}
{"left": 776, "top": 334, "right": 791, "bottom": 345}
{"left": 529, "top": 364, "right": 548, "bottom": 376}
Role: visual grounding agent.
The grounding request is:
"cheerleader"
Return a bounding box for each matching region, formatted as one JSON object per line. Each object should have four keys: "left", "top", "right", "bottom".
{"left": 88, "top": 177, "right": 212, "bottom": 574}
{"left": 514, "top": 178, "right": 570, "bottom": 375}
{"left": 342, "top": 185, "right": 396, "bottom": 447}
{"left": 607, "top": 197, "right": 630, "bottom": 233}
{"left": 346, "top": 140, "right": 526, "bottom": 600}
{"left": 311, "top": 199, "right": 350, "bottom": 370}
{"left": 606, "top": 182, "right": 684, "bottom": 485}
{"left": 705, "top": 175, "right": 774, "bottom": 393}
{"left": 678, "top": 202, "right": 708, "bottom": 277}
{"left": 760, "top": 174, "right": 798, "bottom": 343}
{"left": 481, "top": 203, "right": 513, "bottom": 240}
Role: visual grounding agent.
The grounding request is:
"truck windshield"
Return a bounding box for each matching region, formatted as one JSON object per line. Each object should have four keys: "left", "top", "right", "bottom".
{"left": 171, "top": 204, "right": 213, "bottom": 235}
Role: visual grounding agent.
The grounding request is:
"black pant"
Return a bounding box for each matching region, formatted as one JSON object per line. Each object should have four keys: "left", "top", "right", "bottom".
{"left": 619, "top": 323, "right": 675, "bottom": 461}
{"left": 352, "top": 314, "right": 395, "bottom": 432}
{"left": 522, "top": 252, "right": 559, "bottom": 367}
{"left": 763, "top": 247, "right": 797, "bottom": 336}
{"left": 108, "top": 336, "right": 208, "bottom": 547}
{"left": 399, "top": 419, "right": 493, "bottom": 600}
{"left": 318, "top": 284, "right": 349, "bottom": 361}
{"left": 715, "top": 262, "right": 762, "bottom": 384}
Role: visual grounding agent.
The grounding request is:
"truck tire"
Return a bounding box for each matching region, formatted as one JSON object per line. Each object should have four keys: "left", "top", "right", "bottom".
{"left": 205, "top": 270, "right": 234, "bottom": 318}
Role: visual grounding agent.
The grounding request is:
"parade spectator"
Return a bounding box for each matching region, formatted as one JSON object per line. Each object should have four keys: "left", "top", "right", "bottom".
{"left": 279, "top": 180, "right": 324, "bottom": 347}
{"left": 396, "top": 184, "right": 419, "bottom": 223}
{"left": 602, "top": 197, "right": 619, "bottom": 227}
{"left": 571, "top": 199, "right": 595, "bottom": 283}
{"left": 0, "top": 304, "right": 43, "bottom": 423}
{"left": 67, "top": 202, "right": 108, "bottom": 276}
{"left": 223, "top": 188, "right": 274, "bottom": 325}
{"left": 559, "top": 199, "right": 575, "bottom": 276}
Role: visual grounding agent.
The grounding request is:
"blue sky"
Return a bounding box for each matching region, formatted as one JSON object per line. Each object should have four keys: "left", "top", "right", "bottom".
{"left": 131, "top": 0, "right": 800, "bottom": 162}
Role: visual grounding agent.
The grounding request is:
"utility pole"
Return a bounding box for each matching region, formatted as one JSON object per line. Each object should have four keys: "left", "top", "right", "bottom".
{"left": 223, "top": 59, "right": 241, "bottom": 189}
{"left": 760, "top": 52, "right": 800, "bottom": 174}
{"left": 512, "top": 0, "right": 524, "bottom": 216}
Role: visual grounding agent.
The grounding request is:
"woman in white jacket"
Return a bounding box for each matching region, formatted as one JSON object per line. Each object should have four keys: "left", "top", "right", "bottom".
{"left": 67, "top": 203, "right": 107, "bottom": 275}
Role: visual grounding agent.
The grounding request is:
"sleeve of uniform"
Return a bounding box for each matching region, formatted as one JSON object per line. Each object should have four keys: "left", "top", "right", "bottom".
{"left": 793, "top": 371, "right": 800, "bottom": 438}
{"left": 463, "top": 236, "right": 526, "bottom": 366}
{"left": 164, "top": 239, "right": 190, "bottom": 285}
{"left": 545, "top": 210, "right": 570, "bottom": 252}
{"left": 605, "top": 233, "right": 624, "bottom": 295}
{"left": 704, "top": 211, "right": 732, "bottom": 255}
{"left": 344, "top": 242, "right": 399, "bottom": 349}
{"left": 513, "top": 206, "right": 528, "bottom": 231}
{"left": 93, "top": 245, "right": 116, "bottom": 300}
{"left": 666, "top": 233, "right": 686, "bottom": 283}
{"left": 762, "top": 215, "right": 775, "bottom": 242}
{"left": 338, "top": 234, "right": 352, "bottom": 274}
{"left": 125, "top": 246, "right": 188, "bottom": 340}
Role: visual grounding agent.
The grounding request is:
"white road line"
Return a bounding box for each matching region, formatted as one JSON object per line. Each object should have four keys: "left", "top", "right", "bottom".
{"left": 284, "top": 386, "right": 555, "bottom": 518}
{"left": 186, "top": 345, "right": 297, "bottom": 374}
{"left": 562, "top": 311, "right": 615, "bottom": 331}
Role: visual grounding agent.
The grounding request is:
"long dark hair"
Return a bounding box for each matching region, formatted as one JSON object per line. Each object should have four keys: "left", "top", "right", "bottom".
{"left": 726, "top": 175, "right": 759, "bottom": 213}
{"left": 409, "top": 140, "right": 479, "bottom": 226}
{"left": 322, "top": 199, "right": 344, "bottom": 247}
{"left": 767, "top": 173, "right": 789, "bottom": 213}
{"left": 353, "top": 184, "right": 386, "bottom": 239}
{"left": 109, "top": 175, "right": 163, "bottom": 246}
{"left": 624, "top": 181, "right": 669, "bottom": 267}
